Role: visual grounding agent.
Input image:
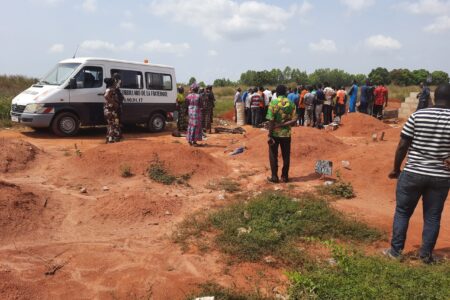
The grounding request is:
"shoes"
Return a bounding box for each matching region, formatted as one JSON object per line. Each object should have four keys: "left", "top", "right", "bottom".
{"left": 281, "top": 176, "right": 289, "bottom": 183}
{"left": 419, "top": 254, "right": 436, "bottom": 265}
{"left": 382, "top": 248, "right": 402, "bottom": 260}
{"left": 267, "top": 177, "right": 279, "bottom": 183}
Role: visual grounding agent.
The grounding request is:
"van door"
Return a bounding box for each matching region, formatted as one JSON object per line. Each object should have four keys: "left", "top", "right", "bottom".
{"left": 69, "top": 65, "right": 105, "bottom": 125}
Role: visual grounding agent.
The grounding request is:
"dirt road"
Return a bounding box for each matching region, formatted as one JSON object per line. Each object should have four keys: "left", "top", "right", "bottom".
{"left": 0, "top": 113, "right": 449, "bottom": 299}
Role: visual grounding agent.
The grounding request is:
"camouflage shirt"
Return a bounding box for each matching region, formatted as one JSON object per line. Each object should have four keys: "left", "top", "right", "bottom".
{"left": 266, "top": 96, "right": 297, "bottom": 138}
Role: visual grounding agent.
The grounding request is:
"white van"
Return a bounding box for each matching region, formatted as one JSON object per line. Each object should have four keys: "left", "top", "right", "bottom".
{"left": 10, "top": 57, "right": 177, "bottom": 136}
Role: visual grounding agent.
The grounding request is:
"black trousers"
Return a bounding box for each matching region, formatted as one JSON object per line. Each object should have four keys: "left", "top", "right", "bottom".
{"left": 269, "top": 137, "right": 291, "bottom": 179}
{"left": 373, "top": 104, "right": 383, "bottom": 120}
{"left": 323, "top": 104, "right": 333, "bottom": 125}
{"left": 297, "top": 107, "right": 305, "bottom": 126}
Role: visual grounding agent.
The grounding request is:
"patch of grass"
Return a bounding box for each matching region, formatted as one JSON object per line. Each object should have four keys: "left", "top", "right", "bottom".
{"left": 214, "top": 96, "right": 234, "bottom": 117}
{"left": 147, "top": 154, "right": 192, "bottom": 185}
{"left": 120, "top": 164, "right": 133, "bottom": 178}
{"left": 288, "top": 244, "right": 450, "bottom": 300}
{"left": 147, "top": 155, "right": 177, "bottom": 185}
{"left": 173, "top": 211, "right": 211, "bottom": 251}
{"left": 186, "top": 282, "right": 269, "bottom": 300}
{"left": 206, "top": 178, "right": 241, "bottom": 193}
{"left": 316, "top": 172, "right": 355, "bottom": 199}
{"left": 176, "top": 192, "right": 383, "bottom": 265}
{"left": 387, "top": 84, "right": 422, "bottom": 100}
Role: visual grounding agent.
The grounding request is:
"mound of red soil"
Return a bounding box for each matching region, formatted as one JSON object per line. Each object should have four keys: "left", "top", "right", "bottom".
{"left": 242, "top": 126, "right": 349, "bottom": 163}
{"left": 65, "top": 140, "right": 229, "bottom": 182}
{"left": 0, "top": 138, "right": 38, "bottom": 173}
{"left": 334, "top": 113, "right": 391, "bottom": 137}
{"left": 0, "top": 181, "right": 46, "bottom": 239}
{"left": 93, "top": 192, "right": 182, "bottom": 224}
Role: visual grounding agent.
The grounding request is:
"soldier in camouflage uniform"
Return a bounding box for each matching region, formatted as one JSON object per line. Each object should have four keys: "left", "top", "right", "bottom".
{"left": 103, "top": 74, "right": 123, "bottom": 143}
{"left": 201, "top": 85, "right": 215, "bottom": 134}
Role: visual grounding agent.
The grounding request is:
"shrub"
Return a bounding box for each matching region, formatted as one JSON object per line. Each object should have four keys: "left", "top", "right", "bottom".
{"left": 147, "top": 155, "right": 177, "bottom": 185}
{"left": 120, "top": 165, "right": 133, "bottom": 178}
{"left": 317, "top": 172, "right": 354, "bottom": 199}
{"left": 206, "top": 178, "right": 241, "bottom": 193}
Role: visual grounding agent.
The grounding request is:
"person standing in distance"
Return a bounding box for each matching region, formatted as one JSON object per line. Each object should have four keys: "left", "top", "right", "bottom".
{"left": 385, "top": 83, "right": 450, "bottom": 264}
{"left": 266, "top": 85, "right": 298, "bottom": 183}
{"left": 103, "top": 74, "right": 122, "bottom": 143}
{"left": 416, "top": 82, "right": 431, "bottom": 111}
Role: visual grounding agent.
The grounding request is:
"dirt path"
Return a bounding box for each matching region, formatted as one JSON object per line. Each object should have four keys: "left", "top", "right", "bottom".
{"left": 0, "top": 114, "right": 449, "bottom": 299}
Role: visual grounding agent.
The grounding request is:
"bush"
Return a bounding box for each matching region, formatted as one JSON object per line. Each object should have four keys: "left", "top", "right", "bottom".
{"left": 317, "top": 172, "right": 355, "bottom": 199}
{"left": 120, "top": 165, "right": 133, "bottom": 178}
{"left": 289, "top": 245, "right": 450, "bottom": 300}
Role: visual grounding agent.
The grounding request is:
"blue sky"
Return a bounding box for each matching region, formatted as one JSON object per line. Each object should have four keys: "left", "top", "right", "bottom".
{"left": 1, "top": 0, "right": 450, "bottom": 83}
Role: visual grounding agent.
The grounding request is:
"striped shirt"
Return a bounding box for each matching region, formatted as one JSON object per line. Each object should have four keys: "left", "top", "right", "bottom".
{"left": 401, "top": 107, "right": 450, "bottom": 178}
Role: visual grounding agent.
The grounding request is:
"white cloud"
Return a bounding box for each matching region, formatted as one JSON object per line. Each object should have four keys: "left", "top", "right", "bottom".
{"left": 400, "top": 0, "right": 450, "bottom": 15}
{"left": 365, "top": 35, "right": 402, "bottom": 50}
{"left": 309, "top": 39, "right": 337, "bottom": 53}
{"left": 80, "top": 40, "right": 135, "bottom": 52}
{"left": 424, "top": 15, "right": 450, "bottom": 32}
{"left": 48, "top": 43, "right": 64, "bottom": 53}
{"left": 340, "top": 0, "right": 375, "bottom": 11}
{"left": 208, "top": 50, "right": 218, "bottom": 56}
{"left": 82, "top": 0, "right": 97, "bottom": 12}
{"left": 149, "top": 0, "right": 313, "bottom": 41}
{"left": 140, "top": 40, "right": 190, "bottom": 56}
{"left": 120, "top": 21, "right": 135, "bottom": 30}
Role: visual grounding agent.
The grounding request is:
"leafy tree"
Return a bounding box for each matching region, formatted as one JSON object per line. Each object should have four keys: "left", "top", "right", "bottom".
{"left": 188, "top": 77, "right": 197, "bottom": 85}
{"left": 412, "top": 69, "right": 431, "bottom": 85}
{"left": 309, "top": 68, "right": 352, "bottom": 88}
{"left": 291, "top": 68, "right": 309, "bottom": 85}
{"left": 283, "top": 66, "right": 292, "bottom": 82}
{"left": 198, "top": 81, "right": 206, "bottom": 88}
{"left": 354, "top": 74, "right": 367, "bottom": 85}
{"left": 368, "top": 67, "right": 391, "bottom": 85}
{"left": 213, "top": 78, "right": 236, "bottom": 87}
{"left": 390, "top": 69, "right": 414, "bottom": 86}
{"left": 431, "top": 71, "right": 449, "bottom": 85}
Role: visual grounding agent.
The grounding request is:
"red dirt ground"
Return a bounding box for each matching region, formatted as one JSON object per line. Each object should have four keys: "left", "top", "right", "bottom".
{"left": 0, "top": 112, "right": 448, "bottom": 299}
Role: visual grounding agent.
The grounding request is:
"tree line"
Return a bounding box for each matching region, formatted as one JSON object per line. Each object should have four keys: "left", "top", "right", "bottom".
{"left": 210, "top": 67, "right": 449, "bottom": 88}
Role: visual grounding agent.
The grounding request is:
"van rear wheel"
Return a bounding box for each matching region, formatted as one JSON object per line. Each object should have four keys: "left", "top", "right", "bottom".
{"left": 148, "top": 113, "right": 166, "bottom": 133}
{"left": 51, "top": 112, "right": 80, "bottom": 136}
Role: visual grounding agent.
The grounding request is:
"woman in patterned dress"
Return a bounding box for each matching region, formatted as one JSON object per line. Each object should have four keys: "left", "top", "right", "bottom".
{"left": 186, "top": 83, "right": 203, "bottom": 146}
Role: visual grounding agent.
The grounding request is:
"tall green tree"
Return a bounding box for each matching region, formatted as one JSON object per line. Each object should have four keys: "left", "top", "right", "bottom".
{"left": 431, "top": 71, "right": 449, "bottom": 85}
{"left": 188, "top": 77, "right": 197, "bottom": 85}
{"left": 390, "top": 69, "right": 414, "bottom": 86}
{"left": 368, "top": 67, "right": 391, "bottom": 85}
{"left": 412, "top": 69, "right": 431, "bottom": 85}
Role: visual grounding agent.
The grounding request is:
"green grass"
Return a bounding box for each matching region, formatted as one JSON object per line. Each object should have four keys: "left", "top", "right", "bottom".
{"left": 288, "top": 245, "right": 450, "bottom": 300}
{"left": 316, "top": 172, "right": 355, "bottom": 199}
{"left": 147, "top": 154, "right": 192, "bottom": 185}
{"left": 387, "top": 84, "right": 422, "bottom": 100}
{"left": 214, "top": 96, "right": 234, "bottom": 117}
{"left": 175, "top": 192, "right": 383, "bottom": 265}
{"left": 0, "top": 75, "right": 36, "bottom": 128}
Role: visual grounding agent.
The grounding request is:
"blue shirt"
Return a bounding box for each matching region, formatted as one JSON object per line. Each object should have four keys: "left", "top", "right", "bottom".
{"left": 360, "top": 85, "right": 368, "bottom": 103}
{"left": 287, "top": 92, "right": 299, "bottom": 106}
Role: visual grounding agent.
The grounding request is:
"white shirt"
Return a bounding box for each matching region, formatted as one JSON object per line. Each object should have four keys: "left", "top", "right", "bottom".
{"left": 263, "top": 89, "right": 272, "bottom": 106}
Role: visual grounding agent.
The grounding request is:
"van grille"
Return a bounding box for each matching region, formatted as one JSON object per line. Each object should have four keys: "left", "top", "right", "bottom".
{"left": 11, "top": 104, "right": 26, "bottom": 113}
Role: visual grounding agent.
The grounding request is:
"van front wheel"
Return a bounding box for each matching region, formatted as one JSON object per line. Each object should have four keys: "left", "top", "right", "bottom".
{"left": 51, "top": 112, "right": 80, "bottom": 136}
{"left": 148, "top": 113, "right": 166, "bottom": 133}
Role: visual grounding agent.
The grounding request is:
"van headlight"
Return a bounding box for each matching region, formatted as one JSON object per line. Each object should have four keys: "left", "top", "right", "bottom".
{"left": 23, "top": 104, "right": 54, "bottom": 114}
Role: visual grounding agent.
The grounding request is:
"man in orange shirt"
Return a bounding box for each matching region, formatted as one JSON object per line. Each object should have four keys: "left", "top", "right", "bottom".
{"left": 373, "top": 83, "right": 388, "bottom": 120}
{"left": 298, "top": 85, "right": 308, "bottom": 126}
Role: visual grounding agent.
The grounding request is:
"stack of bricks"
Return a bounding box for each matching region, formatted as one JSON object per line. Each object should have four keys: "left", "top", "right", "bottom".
{"left": 399, "top": 92, "right": 434, "bottom": 119}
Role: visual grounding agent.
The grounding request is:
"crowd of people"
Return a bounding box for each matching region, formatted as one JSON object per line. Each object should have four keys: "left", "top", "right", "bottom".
{"left": 175, "top": 83, "right": 216, "bottom": 146}
{"left": 233, "top": 80, "right": 392, "bottom": 129}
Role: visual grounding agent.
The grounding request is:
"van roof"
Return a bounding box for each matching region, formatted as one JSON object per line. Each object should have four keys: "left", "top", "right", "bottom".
{"left": 59, "top": 57, "right": 174, "bottom": 69}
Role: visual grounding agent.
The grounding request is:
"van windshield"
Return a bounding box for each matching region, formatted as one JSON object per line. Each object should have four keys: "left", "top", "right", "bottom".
{"left": 39, "top": 63, "right": 81, "bottom": 86}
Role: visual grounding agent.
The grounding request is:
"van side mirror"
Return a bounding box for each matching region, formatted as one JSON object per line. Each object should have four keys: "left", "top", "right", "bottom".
{"left": 69, "top": 78, "right": 77, "bottom": 89}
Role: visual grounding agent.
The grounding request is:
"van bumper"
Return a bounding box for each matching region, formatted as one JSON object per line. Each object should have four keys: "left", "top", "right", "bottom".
{"left": 10, "top": 112, "right": 54, "bottom": 128}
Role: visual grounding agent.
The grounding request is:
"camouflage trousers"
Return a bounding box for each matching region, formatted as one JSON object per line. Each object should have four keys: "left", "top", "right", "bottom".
{"left": 104, "top": 109, "right": 121, "bottom": 143}
{"left": 202, "top": 108, "right": 213, "bottom": 131}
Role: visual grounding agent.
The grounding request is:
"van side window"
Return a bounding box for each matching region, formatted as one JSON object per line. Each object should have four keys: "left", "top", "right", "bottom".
{"left": 75, "top": 67, "right": 103, "bottom": 89}
{"left": 146, "top": 72, "right": 172, "bottom": 91}
{"left": 74, "top": 66, "right": 103, "bottom": 89}
{"left": 111, "top": 69, "right": 143, "bottom": 89}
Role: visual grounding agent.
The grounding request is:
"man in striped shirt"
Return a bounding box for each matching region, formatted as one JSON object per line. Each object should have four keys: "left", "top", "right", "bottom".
{"left": 385, "top": 83, "right": 450, "bottom": 264}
